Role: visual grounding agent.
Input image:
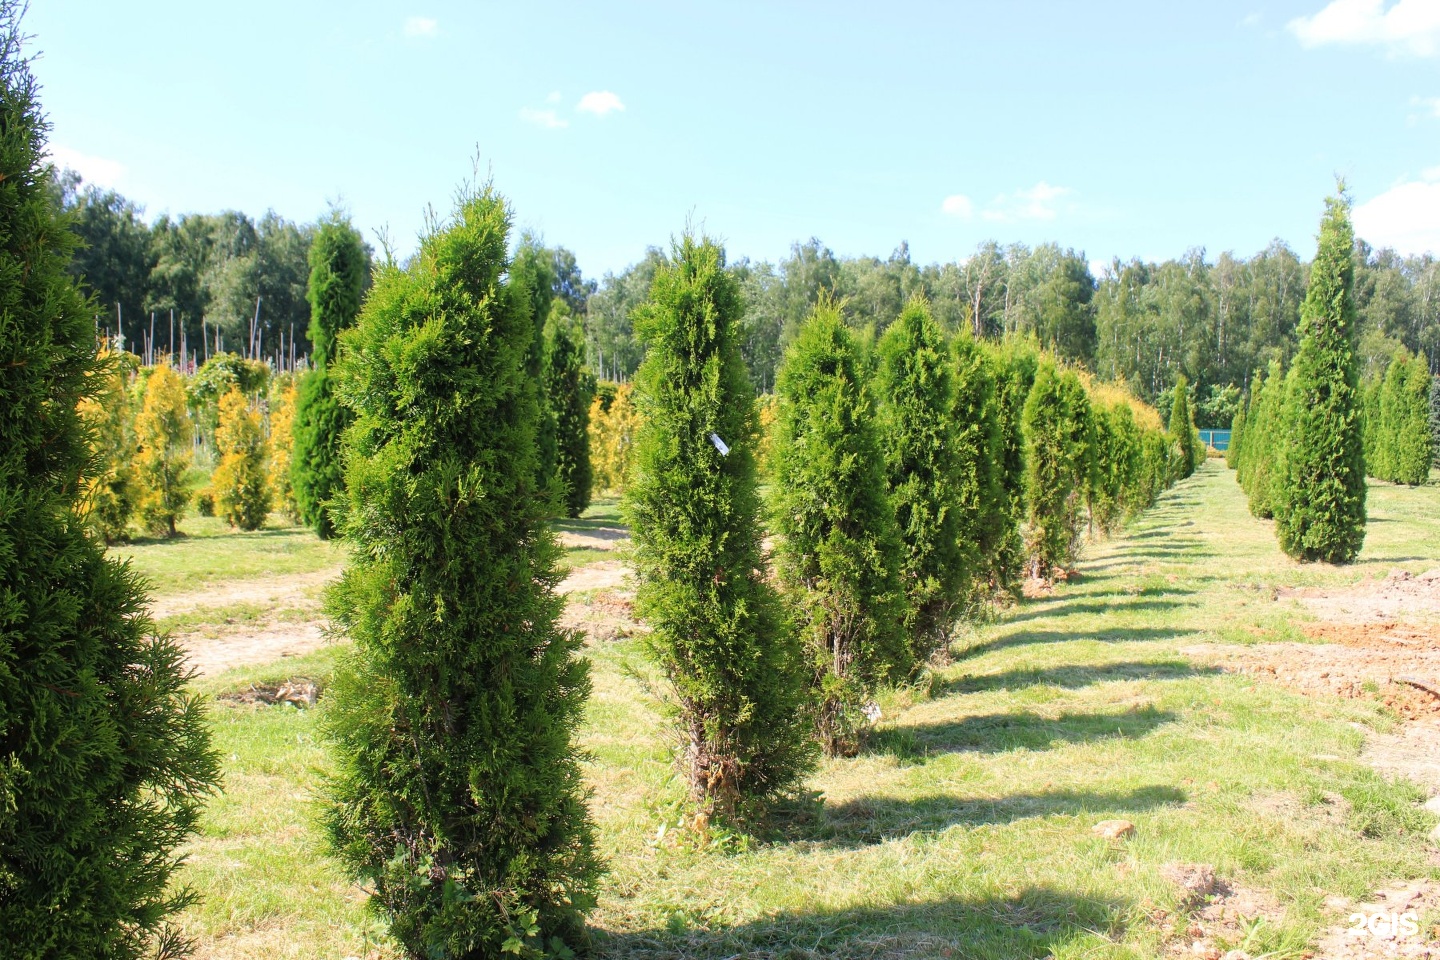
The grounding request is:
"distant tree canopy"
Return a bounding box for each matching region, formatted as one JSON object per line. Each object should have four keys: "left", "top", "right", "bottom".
{"left": 58, "top": 171, "right": 1440, "bottom": 411}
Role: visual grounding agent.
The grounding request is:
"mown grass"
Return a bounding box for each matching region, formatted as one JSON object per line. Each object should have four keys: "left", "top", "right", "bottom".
{"left": 170, "top": 465, "right": 1440, "bottom": 958}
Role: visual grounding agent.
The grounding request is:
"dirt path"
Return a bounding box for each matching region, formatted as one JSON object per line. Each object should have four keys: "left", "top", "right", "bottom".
{"left": 176, "top": 559, "right": 633, "bottom": 677}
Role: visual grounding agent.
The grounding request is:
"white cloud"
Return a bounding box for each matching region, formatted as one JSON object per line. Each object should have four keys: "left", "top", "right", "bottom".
{"left": 981, "top": 181, "right": 1072, "bottom": 222}
{"left": 1241, "top": 11, "right": 1263, "bottom": 27}
{"left": 403, "top": 16, "right": 438, "bottom": 38}
{"left": 1288, "top": 0, "right": 1440, "bottom": 57}
{"left": 546, "top": 90, "right": 561, "bottom": 104}
{"left": 1411, "top": 94, "right": 1440, "bottom": 117}
{"left": 49, "top": 145, "right": 125, "bottom": 187}
{"left": 576, "top": 91, "right": 625, "bottom": 116}
{"left": 519, "top": 107, "right": 568, "bottom": 130}
{"left": 1353, "top": 168, "right": 1440, "bottom": 255}
{"left": 940, "top": 194, "right": 974, "bottom": 218}
{"left": 1089, "top": 259, "right": 1111, "bottom": 280}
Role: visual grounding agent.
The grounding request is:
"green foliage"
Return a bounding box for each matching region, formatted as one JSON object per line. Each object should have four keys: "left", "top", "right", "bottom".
{"left": 769, "top": 299, "right": 909, "bottom": 757}
{"left": 950, "top": 330, "right": 1007, "bottom": 598}
{"left": 588, "top": 382, "right": 639, "bottom": 494}
{"left": 1089, "top": 400, "right": 1141, "bottom": 535}
{"left": 268, "top": 377, "right": 300, "bottom": 521}
{"left": 1168, "top": 374, "right": 1196, "bottom": 479}
{"left": 188, "top": 351, "right": 270, "bottom": 408}
{"left": 0, "top": 10, "right": 219, "bottom": 954}
{"left": 1226, "top": 405, "right": 1246, "bottom": 471}
{"left": 1237, "top": 361, "right": 1287, "bottom": 519}
{"left": 1022, "top": 363, "right": 1093, "bottom": 578}
{"left": 210, "top": 388, "right": 271, "bottom": 530}
{"left": 984, "top": 339, "right": 1038, "bottom": 592}
{"left": 78, "top": 349, "right": 139, "bottom": 542}
{"left": 875, "top": 298, "right": 968, "bottom": 663}
{"left": 512, "top": 235, "right": 559, "bottom": 501}
{"left": 1372, "top": 351, "right": 1432, "bottom": 485}
{"left": 547, "top": 318, "right": 593, "bottom": 519}
{"left": 1275, "top": 192, "right": 1367, "bottom": 564}
{"left": 321, "top": 186, "right": 599, "bottom": 957}
{"left": 624, "top": 232, "right": 813, "bottom": 813}
{"left": 134, "top": 360, "right": 194, "bottom": 537}
{"left": 1430, "top": 375, "right": 1440, "bottom": 469}
{"left": 292, "top": 213, "right": 365, "bottom": 539}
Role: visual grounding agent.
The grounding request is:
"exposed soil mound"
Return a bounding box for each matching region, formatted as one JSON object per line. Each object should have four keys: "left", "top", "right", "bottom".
{"left": 1279, "top": 568, "right": 1440, "bottom": 630}
{"left": 217, "top": 679, "right": 321, "bottom": 708}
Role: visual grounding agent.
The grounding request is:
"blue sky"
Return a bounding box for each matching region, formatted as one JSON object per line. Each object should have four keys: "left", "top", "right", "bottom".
{"left": 29, "top": 1, "right": 1440, "bottom": 279}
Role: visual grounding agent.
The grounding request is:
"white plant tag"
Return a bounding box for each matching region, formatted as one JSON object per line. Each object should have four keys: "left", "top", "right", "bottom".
{"left": 709, "top": 433, "right": 730, "bottom": 456}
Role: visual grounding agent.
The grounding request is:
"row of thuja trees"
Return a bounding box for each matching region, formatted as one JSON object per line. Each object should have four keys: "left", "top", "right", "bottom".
{"left": 2, "top": 17, "right": 1193, "bottom": 955}
{"left": 1230, "top": 191, "right": 1436, "bottom": 565}
{"left": 73, "top": 213, "right": 599, "bottom": 546}
{"left": 311, "top": 183, "right": 1196, "bottom": 954}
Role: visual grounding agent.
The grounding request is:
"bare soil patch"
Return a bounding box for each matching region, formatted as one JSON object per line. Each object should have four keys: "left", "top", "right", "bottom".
{"left": 560, "top": 588, "right": 640, "bottom": 644}
{"left": 181, "top": 622, "right": 327, "bottom": 678}
{"left": 557, "top": 526, "right": 629, "bottom": 551}
{"left": 1277, "top": 569, "right": 1440, "bottom": 628}
{"left": 1314, "top": 879, "right": 1440, "bottom": 959}
{"left": 559, "top": 559, "right": 630, "bottom": 594}
{"left": 149, "top": 567, "right": 340, "bottom": 620}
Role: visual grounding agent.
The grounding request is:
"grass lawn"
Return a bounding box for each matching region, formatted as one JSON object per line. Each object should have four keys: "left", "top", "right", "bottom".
{"left": 170, "top": 464, "right": 1440, "bottom": 958}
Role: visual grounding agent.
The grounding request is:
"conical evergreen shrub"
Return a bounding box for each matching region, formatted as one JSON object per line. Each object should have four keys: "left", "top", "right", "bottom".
{"left": 1240, "top": 361, "right": 1287, "bottom": 519}
{"left": 547, "top": 318, "right": 593, "bottom": 518}
{"left": 1089, "top": 400, "right": 1141, "bottom": 535}
{"left": 134, "top": 359, "right": 193, "bottom": 537}
{"left": 1430, "top": 374, "right": 1440, "bottom": 470}
{"left": 0, "top": 9, "right": 219, "bottom": 953}
{"left": 625, "top": 232, "right": 813, "bottom": 814}
{"left": 1362, "top": 377, "right": 1387, "bottom": 480}
{"left": 875, "top": 298, "right": 967, "bottom": 663}
{"left": 1022, "top": 363, "right": 1093, "bottom": 578}
{"left": 1226, "top": 405, "right": 1245, "bottom": 471}
{"left": 268, "top": 378, "right": 300, "bottom": 521}
{"left": 293, "top": 211, "right": 366, "bottom": 538}
{"left": 321, "top": 187, "right": 600, "bottom": 957}
{"left": 211, "top": 388, "right": 271, "bottom": 530}
{"left": 78, "top": 347, "right": 139, "bottom": 543}
{"left": 1168, "top": 374, "right": 1196, "bottom": 480}
{"left": 512, "top": 235, "right": 560, "bottom": 504}
{"left": 950, "top": 329, "right": 1006, "bottom": 599}
{"left": 1275, "top": 192, "right": 1366, "bottom": 563}
{"left": 770, "top": 298, "right": 910, "bottom": 757}
{"left": 1377, "top": 352, "right": 1432, "bottom": 485}
{"left": 985, "top": 339, "right": 1038, "bottom": 593}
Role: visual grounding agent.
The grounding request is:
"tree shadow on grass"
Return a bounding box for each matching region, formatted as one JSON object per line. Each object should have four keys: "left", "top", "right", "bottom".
{"left": 999, "top": 596, "right": 1197, "bottom": 626}
{"left": 125, "top": 526, "right": 312, "bottom": 547}
{"left": 813, "top": 784, "right": 1187, "bottom": 848}
{"left": 940, "top": 659, "right": 1212, "bottom": 695}
{"left": 955, "top": 627, "right": 1198, "bottom": 661}
{"left": 867, "top": 704, "right": 1178, "bottom": 760}
{"left": 594, "top": 887, "right": 1127, "bottom": 959}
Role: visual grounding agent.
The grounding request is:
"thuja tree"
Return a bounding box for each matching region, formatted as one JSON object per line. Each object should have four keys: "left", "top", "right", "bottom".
{"left": 1430, "top": 374, "right": 1440, "bottom": 469}
{"left": 512, "top": 234, "right": 559, "bottom": 501}
{"left": 625, "top": 232, "right": 812, "bottom": 813}
{"left": 268, "top": 377, "right": 300, "bottom": 521}
{"left": 322, "top": 187, "right": 599, "bottom": 956}
{"left": 876, "top": 298, "right": 967, "bottom": 663}
{"left": 985, "top": 339, "right": 1038, "bottom": 592}
{"left": 1089, "top": 400, "right": 1141, "bottom": 535}
{"left": 134, "top": 359, "right": 193, "bottom": 537}
{"left": 1377, "top": 352, "right": 1432, "bottom": 485}
{"left": 211, "top": 388, "right": 271, "bottom": 530}
{"left": 1168, "top": 374, "right": 1196, "bottom": 480}
{"left": 1362, "top": 377, "right": 1387, "bottom": 480}
{"left": 0, "top": 9, "right": 219, "bottom": 954}
{"left": 1240, "top": 360, "right": 1286, "bottom": 519}
{"left": 1275, "top": 192, "right": 1366, "bottom": 563}
{"left": 1225, "top": 405, "right": 1246, "bottom": 471}
{"left": 1022, "top": 363, "right": 1093, "bottom": 579}
{"left": 293, "top": 211, "right": 366, "bottom": 538}
{"left": 547, "top": 316, "right": 593, "bottom": 518}
{"left": 770, "top": 299, "right": 909, "bottom": 757}
{"left": 950, "top": 330, "right": 1006, "bottom": 599}
{"left": 77, "top": 348, "right": 139, "bottom": 543}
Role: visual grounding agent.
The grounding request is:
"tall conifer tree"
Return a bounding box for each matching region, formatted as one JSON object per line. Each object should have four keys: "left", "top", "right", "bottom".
{"left": 1275, "top": 191, "right": 1366, "bottom": 563}
{"left": 625, "top": 233, "right": 812, "bottom": 813}
{"left": 1168, "top": 374, "right": 1196, "bottom": 480}
{"left": 547, "top": 318, "right": 593, "bottom": 518}
{"left": 293, "top": 211, "right": 366, "bottom": 538}
{"left": 0, "top": 9, "right": 218, "bottom": 953}
{"left": 770, "top": 299, "right": 909, "bottom": 757}
{"left": 1022, "top": 363, "right": 1093, "bottom": 578}
{"left": 876, "top": 298, "right": 967, "bottom": 663}
{"left": 321, "top": 187, "right": 599, "bottom": 956}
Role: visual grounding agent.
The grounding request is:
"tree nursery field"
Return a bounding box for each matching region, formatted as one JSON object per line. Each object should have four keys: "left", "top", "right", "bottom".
{"left": 127, "top": 464, "right": 1440, "bottom": 960}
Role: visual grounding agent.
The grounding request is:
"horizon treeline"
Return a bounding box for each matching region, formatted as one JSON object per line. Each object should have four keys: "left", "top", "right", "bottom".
{"left": 58, "top": 169, "right": 1439, "bottom": 415}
